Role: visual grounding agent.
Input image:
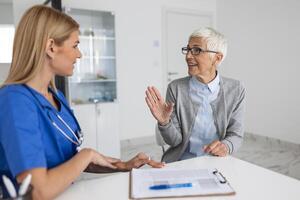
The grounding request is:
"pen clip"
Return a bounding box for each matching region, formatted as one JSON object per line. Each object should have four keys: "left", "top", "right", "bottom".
{"left": 213, "top": 170, "right": 227, "bottom": 184}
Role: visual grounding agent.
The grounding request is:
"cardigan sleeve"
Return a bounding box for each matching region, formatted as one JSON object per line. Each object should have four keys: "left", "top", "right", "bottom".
{"left": 157, "top": 84, "right": 183, "bottom": 147}
{"left": 222, "top": 83, "right": 246, "bottom": 154}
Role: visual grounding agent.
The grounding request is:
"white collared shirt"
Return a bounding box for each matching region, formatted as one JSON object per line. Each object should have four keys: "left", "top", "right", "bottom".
{"left": 180, "top": 73, "right": 220, "bottom": 160}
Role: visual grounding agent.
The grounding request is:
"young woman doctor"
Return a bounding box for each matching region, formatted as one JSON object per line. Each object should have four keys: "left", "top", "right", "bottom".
{"left": 0, "top": 5, "right": 163, "bottom": 200}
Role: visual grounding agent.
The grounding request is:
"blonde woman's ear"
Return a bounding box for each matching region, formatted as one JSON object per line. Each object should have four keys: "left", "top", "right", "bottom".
{"left": 45, "top": 38, "right": 55, "bottom": 58}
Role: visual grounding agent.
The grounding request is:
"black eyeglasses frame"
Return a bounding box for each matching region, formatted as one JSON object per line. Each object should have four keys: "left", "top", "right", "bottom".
{"left": 181, "top": 47, "right": 219, "bottom": 55}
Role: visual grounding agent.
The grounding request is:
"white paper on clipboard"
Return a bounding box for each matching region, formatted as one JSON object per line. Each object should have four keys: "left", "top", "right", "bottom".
{"left": 130, "top": 168, "right": 235, "bottom": 199}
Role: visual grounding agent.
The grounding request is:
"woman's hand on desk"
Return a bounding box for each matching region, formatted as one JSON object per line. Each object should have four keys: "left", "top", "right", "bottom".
{"left": 145, "top": 86, "right": 174, "bottom": 126}
{"left": 104, "top": 155, "right": 122, "bottom": 163}
{"left": 203, "top": 140, "right": 229, "bottom": 157}
{"left": 90, "top": 149, "right": 119, "bottom": 169}
{"left": 121, "top": 152, "right": 165, "bottom": 170}
{"left": 85, "top": 152, "right": 164, "bottom": 173}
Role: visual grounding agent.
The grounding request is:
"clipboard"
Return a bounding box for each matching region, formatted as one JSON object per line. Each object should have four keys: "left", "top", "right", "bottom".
{"left": 130, "top": 168, "right": 235, "bottom": 199}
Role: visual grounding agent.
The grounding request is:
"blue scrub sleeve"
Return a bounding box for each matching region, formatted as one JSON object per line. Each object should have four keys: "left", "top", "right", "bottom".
{"left": 0, "top": 91, "right": 47, "bottom": 177}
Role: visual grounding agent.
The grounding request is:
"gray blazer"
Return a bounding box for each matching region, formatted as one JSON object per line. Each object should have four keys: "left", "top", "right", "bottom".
{"left": 158, "top": 76, "right": 245, "bottom": 163}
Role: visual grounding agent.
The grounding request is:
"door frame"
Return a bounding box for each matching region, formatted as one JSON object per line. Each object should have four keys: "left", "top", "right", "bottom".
{"left": 161, "top": 7, "right": 216, "bottom": 95}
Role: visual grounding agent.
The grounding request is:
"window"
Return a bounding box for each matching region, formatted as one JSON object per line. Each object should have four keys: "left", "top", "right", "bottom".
{"left": 0, "top": 25, "right": 14, "bottom": 63}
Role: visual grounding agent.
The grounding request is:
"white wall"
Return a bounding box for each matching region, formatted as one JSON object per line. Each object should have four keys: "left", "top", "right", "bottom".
{"left": 217, "top": 0, "right": 300, "bottom": 143}
{"left": 0, "top": 2, "right": 13, "bottom": 83}
{"left": 0, "top": 2, "right": 13, "bottom": 24}
{"left": 0, "top": 64, "right": 10, "bottom": 84}
{"left": 12, "top": 0, "right": 41, "bottom": 24}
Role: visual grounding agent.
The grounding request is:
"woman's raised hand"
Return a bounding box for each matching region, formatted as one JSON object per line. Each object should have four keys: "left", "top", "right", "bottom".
{"left": 145, "top": 86, "right": 174, "bottom": 125}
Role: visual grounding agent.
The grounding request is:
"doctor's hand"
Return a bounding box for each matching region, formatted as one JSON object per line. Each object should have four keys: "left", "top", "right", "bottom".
{"left": 203, "top": 140, "right": 229, "bottom": 157}
{"left": 85, "top": 152, "right": 164, "bottom": 173}
{"left": 89, "top": 149, "right": 119, "bottom": 169}
{"left": 145, "top": 86, "right": 174, "bottom": 126}
{"left": 121, "top": 152, "right": 165, "bottom": 171}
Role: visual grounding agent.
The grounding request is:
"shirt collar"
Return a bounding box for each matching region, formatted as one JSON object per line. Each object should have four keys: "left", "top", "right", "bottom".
{"left": 207, "top": 72, "right": 220, "bottom": 93}
{"left": 191, "top": 71, "right": 220, "bottom": 93}
{"left": 25, "top": 85, "right": 60, "bottom": 111}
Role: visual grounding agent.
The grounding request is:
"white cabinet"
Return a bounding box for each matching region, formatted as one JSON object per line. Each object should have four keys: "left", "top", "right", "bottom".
{"left": 72, "top": 104, "right": 97, "bottom": 150}
{"left": 96, "top": 103, "right": 120, "bottom": 157}
{"left": 65, "top": 8, "right": 117, "bottom": 105}
{"left": 72, "top": 103, "right": 120, "bottom": 158}
{"left": 66, "top": 8, "right": 120, "bottom": 158}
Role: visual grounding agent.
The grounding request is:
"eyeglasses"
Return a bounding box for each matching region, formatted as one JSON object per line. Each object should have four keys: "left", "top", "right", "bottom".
{"left": 181, "top": 47, "right": 218, "bottom": 55}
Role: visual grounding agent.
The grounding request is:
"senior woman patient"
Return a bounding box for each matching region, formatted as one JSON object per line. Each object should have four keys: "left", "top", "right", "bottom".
{"left": 146, "top": 27, "right": 245, "bottom": 163}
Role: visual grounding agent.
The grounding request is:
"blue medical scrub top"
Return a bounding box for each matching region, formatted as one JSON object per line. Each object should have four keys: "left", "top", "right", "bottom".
{"left": 0, "top": 84, "right": 79, "bottom": 197}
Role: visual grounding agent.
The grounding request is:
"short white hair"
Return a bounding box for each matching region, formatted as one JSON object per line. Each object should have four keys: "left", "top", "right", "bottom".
{"left": 189, "top": 27, "right": 228, "bottom": 65}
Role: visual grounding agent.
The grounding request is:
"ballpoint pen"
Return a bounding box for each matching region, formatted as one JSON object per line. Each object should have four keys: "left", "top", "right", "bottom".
{"left": 149, "top": 182, "right": 192, "bottom": 190}
{"left": 2, "top": 175, "right": 17, "bottom": 198}
{"left": 18, "top": 174, "right": 32, "bottom": 196}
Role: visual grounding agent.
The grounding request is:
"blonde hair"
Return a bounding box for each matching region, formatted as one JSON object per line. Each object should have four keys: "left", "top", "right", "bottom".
{"left": 2, "top": 5, "right": 79, "bottom": 89}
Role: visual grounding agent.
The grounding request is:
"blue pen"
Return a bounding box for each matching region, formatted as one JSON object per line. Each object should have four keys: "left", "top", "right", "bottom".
{"left": 149, "top": 183, "right": 192, "bottom": 190}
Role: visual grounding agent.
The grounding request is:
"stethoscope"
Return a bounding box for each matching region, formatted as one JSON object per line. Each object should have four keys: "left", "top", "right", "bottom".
{"left": 49, "top": 112, "right": 84, "bottom": 152}
{"left": 24, "top": 85, "right": 84, "bottom": 152}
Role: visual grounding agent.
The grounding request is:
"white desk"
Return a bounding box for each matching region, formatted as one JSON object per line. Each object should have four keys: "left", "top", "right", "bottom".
{"left": 57, "top": 156, "right": 300, "bottom": 200}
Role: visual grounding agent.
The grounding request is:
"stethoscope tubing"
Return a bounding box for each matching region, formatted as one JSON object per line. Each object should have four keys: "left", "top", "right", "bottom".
{"left": 23, "top": 85, "right": 84, "bottom": 150}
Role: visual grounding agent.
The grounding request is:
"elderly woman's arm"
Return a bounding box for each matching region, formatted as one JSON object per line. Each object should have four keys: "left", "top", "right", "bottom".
{"left": 157, "top": 86, "right": 183, "bottom": 147}
{"left": 222, "top": 86, "right": 245, "bottom": 154}
{"left": 204, "top": 84, "right": 245, "bottom": 156}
